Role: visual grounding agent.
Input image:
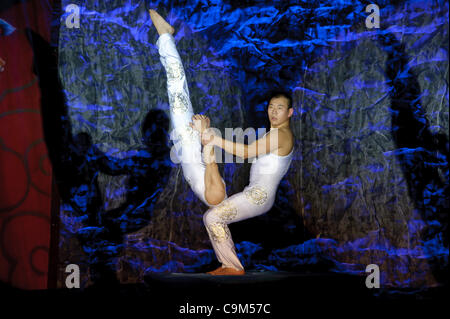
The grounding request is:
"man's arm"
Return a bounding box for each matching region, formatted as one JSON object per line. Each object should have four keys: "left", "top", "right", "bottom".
{"left": 210, "top": 129, "right": 280, "bottom": 159}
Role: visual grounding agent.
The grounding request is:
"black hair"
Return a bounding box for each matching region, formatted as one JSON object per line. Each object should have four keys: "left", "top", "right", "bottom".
{"left": 266, "top": 90, "right": 293, "bottom": 109}
{"left": 262, "top": 90, "right": 294, "bottom": 130}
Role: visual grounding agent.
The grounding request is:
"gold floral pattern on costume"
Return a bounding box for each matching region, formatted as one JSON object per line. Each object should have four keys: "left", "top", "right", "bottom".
{"left": 166, "top": 61, "right": 185, "bottom": 82}
{"left": 169, "top": 91, "right": 189, "bottom": 114}
{"left": 208, "top": 222, "right": 230, "bottom": 243}
{"left": 244, "top": 185, "right": 268, "bottom": 205}
{"left": 216, "top": 201, "right": 238, "bottom": 222}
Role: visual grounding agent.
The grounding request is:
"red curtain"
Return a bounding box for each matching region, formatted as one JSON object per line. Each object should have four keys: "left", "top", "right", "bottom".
{"left": 0, "top": 0, "right": 54, "bottom": 289}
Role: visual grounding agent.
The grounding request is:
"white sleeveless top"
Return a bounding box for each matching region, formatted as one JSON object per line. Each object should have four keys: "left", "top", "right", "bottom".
{"left": 248, "top": 128, "right": 294, "bottom": 193}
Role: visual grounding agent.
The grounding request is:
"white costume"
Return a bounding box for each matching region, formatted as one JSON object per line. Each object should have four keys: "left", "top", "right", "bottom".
{"left": 156, "top": 32, "right": 227, "bottom": 207}
{"left": 156, "top": 33, "right": 294, "bottom": 271}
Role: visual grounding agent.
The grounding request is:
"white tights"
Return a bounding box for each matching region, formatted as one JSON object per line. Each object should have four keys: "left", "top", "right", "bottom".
{"left": 157, "top": 33, "right": 274, "bottom": 271}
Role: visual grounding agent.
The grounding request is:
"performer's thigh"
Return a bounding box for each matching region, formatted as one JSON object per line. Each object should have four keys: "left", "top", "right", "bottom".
{"left": 182, "top": 162, "right": 227, "bottom": 207}
{"left": 182, "top": 162, "right": 205, "bottom": 197}
{"left": 203, "top": 187, "right": 273, "bottom": 225}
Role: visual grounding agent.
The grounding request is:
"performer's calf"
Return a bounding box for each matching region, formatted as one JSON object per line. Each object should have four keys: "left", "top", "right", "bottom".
{"left": 204, "top": 144, "right": 226, "bottom": 205}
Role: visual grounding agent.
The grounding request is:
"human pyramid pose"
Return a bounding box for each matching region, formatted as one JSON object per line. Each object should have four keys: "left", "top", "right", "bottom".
{"left": 149, "top": 9, "right": 294, "bottom": 276}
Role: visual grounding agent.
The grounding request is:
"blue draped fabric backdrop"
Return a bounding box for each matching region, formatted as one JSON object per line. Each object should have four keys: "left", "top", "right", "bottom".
{"left": 56, "top": 0, "right": 448, "bottom": 290}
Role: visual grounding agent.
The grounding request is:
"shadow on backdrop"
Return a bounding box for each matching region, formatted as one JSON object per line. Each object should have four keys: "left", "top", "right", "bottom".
{"left": 378, "top": 32, "right": 449, "bottom": 285}
{"left": 25, "top": 27, "right": 172, "bottom": 287}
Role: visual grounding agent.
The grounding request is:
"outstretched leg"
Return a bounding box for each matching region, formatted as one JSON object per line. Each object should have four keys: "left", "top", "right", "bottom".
{"left": 150, "top": 10, "right": 226, "bottom": 207}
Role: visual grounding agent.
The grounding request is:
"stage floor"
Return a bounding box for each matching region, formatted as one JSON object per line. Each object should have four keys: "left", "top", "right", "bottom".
{"left": 1, "top": 271, "right": 446, "bottom": 314}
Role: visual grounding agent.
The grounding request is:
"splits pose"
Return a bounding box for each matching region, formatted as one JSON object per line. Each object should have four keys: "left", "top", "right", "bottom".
{"left": 150, "top": 10, "right": 294, "bottom": 276}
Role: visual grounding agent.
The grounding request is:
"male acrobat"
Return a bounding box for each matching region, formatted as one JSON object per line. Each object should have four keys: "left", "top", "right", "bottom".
{"left": 149, "top": 9, "right": 294, "bottom": 275}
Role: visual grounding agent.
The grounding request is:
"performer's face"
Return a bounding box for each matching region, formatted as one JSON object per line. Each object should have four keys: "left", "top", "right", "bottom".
{"left": 267, "top": 97, "right": 293, "bottom": 127}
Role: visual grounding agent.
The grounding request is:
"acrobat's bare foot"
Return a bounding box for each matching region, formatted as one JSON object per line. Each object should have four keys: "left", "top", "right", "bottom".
{"left": 149, "top": 9, "right": 175, "bottom": 36}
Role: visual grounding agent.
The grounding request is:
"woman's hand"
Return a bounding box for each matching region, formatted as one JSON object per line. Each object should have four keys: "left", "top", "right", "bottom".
{"left": 201, "top": 127, "right": 216, "bottom": 146}
{"left": 189, "top": 114, "right": 210, "bottom": 133}
{"left": 188, "top": 114, "right": 217, "bottom": 146}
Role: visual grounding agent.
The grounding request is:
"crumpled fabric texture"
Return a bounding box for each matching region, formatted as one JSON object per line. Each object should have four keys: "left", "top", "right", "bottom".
{"left": 57, "top": 0, "right": 448, "bottom": 289}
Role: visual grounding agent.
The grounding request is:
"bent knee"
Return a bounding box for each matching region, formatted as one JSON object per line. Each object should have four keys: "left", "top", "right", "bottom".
{"left": 203, "top": 204, "right": 225, "bottom": 225}
{"left": 203, "top": 209, "right": 215, "bottom": 226}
